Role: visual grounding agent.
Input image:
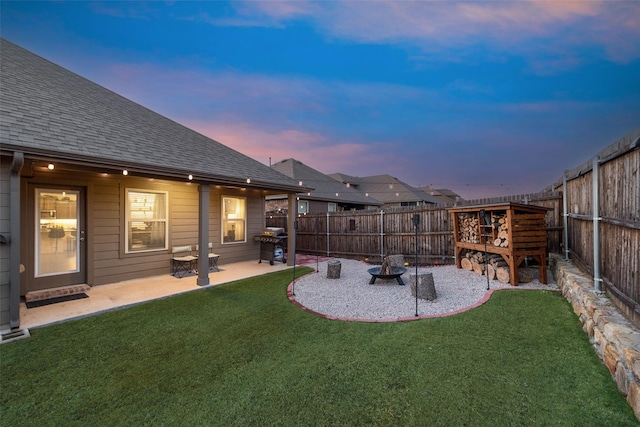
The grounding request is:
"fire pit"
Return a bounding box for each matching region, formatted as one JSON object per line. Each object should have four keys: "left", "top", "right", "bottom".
{"left": 367, "top": 266, "right": 407, "bottom": 285}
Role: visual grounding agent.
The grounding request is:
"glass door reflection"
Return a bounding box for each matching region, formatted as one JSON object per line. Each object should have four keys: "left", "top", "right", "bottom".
{"left": 36, "top": 189, "right": 79, "bottom": 276}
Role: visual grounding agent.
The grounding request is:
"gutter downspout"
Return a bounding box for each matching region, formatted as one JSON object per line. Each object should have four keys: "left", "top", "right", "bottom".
{"left": 10, "top": 152, "right": 24, "bottom": 329}
{"left": 563, "top": 172, "right": 569, "bottom": 261}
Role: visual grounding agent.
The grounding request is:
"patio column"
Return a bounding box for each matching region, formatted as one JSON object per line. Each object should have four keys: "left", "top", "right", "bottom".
{"left": 287, "top": 193, "right": 297, "bottom": 266}
{"left": 197, "top": 183, "right": 210, "bottom": 286}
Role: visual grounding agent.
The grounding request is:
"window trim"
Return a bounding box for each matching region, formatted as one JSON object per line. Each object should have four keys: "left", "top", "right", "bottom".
{"left": 222, "top": 195, "right": 247, "bottom": 245}
{"left": 328, "top": 202, "right": 337, "bottom": 212}
{"left": 124, "top": 188, "right": 169, "bottom": 254}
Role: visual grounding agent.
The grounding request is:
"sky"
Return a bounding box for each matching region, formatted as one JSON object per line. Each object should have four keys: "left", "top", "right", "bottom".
{"left": 2, "top": 1, "right": 639, "bottom": 199}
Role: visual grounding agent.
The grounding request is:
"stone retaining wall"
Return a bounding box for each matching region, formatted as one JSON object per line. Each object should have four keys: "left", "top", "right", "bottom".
{"left": 550, "top": 254, "right": 640, "bottom": 420}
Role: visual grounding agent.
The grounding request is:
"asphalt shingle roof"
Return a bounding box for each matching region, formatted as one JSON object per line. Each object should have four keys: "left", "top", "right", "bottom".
{"left": 329, "top": 173, "right": 442, "bottom": 205}
{"left": 0, "top": 39, "right": 306, "bottom": 192}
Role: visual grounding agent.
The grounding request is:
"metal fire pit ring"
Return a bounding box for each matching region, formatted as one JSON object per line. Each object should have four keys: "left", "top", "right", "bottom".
{"left": 367, "top": 266, "right": 407, "bottom": 286}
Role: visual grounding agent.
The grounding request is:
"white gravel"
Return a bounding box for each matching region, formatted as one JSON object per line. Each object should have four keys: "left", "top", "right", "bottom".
{"left": 292, "top": 258, "right": 558, "bottom": 321}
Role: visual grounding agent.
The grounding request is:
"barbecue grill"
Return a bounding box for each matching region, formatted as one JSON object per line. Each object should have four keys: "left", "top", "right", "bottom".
{"left": 254, "top": 227, "right": 287, "bottom": 265}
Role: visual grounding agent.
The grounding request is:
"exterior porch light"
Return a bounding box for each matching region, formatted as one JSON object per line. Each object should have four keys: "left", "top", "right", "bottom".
{"left": 246, "top": 178, "right": 251, "bottom": 184}
{"left": 188, "top": 174, "right": 193, "bottom": 181}
{"left": 122, "top": 169, "right": 128, "bottom": 176}
{"left": 47, "top": 163, "right": 55, "bottom": 170}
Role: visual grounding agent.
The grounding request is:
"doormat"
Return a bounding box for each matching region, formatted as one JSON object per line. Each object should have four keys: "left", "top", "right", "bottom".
{"left": 26, "top": 293, "right": 89, "bottom": 308}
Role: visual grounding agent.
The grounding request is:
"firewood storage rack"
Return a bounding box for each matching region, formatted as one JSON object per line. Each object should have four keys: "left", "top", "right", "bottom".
{"left": 448, "top": 202, "right": 550, "bottom": 286}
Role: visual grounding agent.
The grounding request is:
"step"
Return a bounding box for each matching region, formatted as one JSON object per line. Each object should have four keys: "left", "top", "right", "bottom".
{"left": 25, "top": 284, "right": 91, "bottom": 303}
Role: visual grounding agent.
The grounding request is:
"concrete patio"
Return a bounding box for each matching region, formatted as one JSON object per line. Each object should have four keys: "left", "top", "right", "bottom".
{"left": 18, "top": 259, "right": 297, "bottom": 330}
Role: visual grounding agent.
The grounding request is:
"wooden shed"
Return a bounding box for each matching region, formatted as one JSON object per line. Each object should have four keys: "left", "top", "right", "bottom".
{"left": 449, "top": 202, "right": 551, "bottom": 286}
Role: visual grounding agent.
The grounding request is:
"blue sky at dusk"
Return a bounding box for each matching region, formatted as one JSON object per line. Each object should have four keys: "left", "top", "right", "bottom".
{"left": 2, "top": 1, "right": 639, "bottom": 199}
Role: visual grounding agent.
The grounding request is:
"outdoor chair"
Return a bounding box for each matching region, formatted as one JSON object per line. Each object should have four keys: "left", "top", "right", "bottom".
{"left": 196, "top": 242, "right": 220, "bottom": 272}
{"left": 171, "top": 245, "right": 197, "bottom": 278}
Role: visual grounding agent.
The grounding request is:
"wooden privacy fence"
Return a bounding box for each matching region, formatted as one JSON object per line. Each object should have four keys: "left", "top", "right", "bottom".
{"left": 546, "top": 129, "right": 640, "bottom": 323}
{"left": 266, "top": 191, "right": 562, "bottom": 266}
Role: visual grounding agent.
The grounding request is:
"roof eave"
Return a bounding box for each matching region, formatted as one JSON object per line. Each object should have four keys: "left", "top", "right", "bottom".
{"left": 2, "top": 145, "right": 310, "bottom": 193}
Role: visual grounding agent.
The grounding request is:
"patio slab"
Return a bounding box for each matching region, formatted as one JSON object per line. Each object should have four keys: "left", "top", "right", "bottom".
{"left": 18, "top": 259, "right": 294, "bottom": 330}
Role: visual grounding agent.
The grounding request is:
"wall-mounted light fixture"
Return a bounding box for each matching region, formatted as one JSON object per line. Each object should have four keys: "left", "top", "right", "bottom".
{"left": 246, "top": 178, "right": 251, "bottom": 184}
{"left": 122, "top": 170, "right": 129, "bottom": 176}
{"left": 47, "top": 163, "right": 55, "bottom": 170}
{"left": 188, "top": 174, "right": 193, "bottom": 181}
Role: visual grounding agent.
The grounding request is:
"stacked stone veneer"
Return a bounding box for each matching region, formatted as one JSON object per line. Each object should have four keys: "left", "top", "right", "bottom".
{"left": 550, "top": 254, "right": 640, "bottom": 420}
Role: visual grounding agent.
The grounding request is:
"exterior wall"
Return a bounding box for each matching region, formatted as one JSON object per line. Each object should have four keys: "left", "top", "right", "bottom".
{"left": 18, "top": 167, "right": 267, "bottom": 292}
{"left": 0, "top": 156, "right": 11, "bottom": 329}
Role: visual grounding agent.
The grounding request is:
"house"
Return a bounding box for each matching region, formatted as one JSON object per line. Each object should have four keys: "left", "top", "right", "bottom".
{"left": 417, "top": 186, "right": 464, "bottom": 205}
{"left": 267, "top": 159, "right": 382, "bottom": 214}
{"left": 328, "top": 173, "right": 442, "bottom": 208}
{"left": 0, "top": 39, "right": 311, "bottom": 331}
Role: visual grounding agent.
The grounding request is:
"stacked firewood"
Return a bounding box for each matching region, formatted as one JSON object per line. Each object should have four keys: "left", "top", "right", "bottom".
{"left": 457, "top": 213, "right": 480, "bottom": 243}
{"left": 492, "top": 213, "right": 509, "bottom": 248}
{"left": 461, "top": 251, "right": 533, "bottom": 284}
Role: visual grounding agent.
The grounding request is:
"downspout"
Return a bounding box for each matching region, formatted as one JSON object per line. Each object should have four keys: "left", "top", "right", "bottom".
{"left": 562, "top": 172, "right": 569, "bottom": 261}
{"left": 197, "top": 183, "right": 210, "bottom": 286}
{"left": 10, "top": 152, "right": 24, "bottom": 329}
{"left": 592, "top": 156, "right": 602, "bottom": 293}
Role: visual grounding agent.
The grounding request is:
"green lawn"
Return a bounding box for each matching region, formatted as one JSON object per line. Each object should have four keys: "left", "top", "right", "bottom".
{"left": 1, "top": 268, "right": 636, "bottom": 426}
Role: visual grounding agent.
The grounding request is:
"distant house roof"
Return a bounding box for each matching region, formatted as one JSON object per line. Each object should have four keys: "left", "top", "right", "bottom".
{"left": 0, "top": 39, "right": 307, "bottom": 193}
{"left": 329, "top": 173, "right": 442, "bottom": 205}
{"left": 417, "top": 186, "right": 464, "bottom": 204}
{"left": 271, "top": 159, "right": 382, "bottom": 206}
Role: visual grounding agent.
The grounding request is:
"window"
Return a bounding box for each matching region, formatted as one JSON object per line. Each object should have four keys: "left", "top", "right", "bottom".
{"left": 328, "top": 203, "right": 337, "bottom": 212}
{"left": 125, "top": 189, "right": 168, "bottom": 253}
{"left": 298, "top": 200, "right": 309, "bottom": 214}
{"left": 222, "top": 196, "right": 246, "bottom": 243}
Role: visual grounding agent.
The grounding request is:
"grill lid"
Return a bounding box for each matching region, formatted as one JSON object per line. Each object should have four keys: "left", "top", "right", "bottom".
{"left": 261, "top": 227, "right": 285, "bottom": 236}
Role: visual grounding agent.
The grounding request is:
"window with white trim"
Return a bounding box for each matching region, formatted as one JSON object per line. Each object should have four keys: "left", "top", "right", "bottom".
{"left": 125, "top": 189, "right": 168, "bottom": 253}
{"left": 298, "top": 200, "right": 309, "bottom": 214}
{"left": 222, "top": 196, "right": 246, "bottom": 243}
{"left": 328, "top": 203, "right": 337, "bottom": 212}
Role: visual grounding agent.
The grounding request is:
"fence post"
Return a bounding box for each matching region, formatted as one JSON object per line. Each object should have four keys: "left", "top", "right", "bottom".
{"left": 593, "top": 156, "right": 602, "bottom": 293}
{"left": 379, "top": 210, "right": 385, "bottom": 261}
{"left": 326, "top": 212, "right": 330, "bottom": 256}
{"left": 563, "top": 171, "right": 569, "bottom": 260}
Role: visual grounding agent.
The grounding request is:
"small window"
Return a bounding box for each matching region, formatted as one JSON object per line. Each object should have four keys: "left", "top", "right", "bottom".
{"left": 298, "top": 200, "right": 309, "bottom": 214}
{"left": 328, "top": 203, "right": 337, "bottom": 212}
{"left": 222, "top": 196, "right": 246, "bottom": 243}
{"left": 125, "top": 189, "right": 168, "bottom": 253}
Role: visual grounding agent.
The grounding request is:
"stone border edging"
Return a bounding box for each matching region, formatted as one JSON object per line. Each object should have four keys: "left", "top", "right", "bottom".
{"left": 287, "top": 271, "right": 555, "bottom": 323}
{"left": 550, "top": 254, "right": 640, "bottom": 421}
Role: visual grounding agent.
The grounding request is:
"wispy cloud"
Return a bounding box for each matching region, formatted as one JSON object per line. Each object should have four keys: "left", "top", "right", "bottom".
{"left": 221, "top": 0, "right": 640, "bottom": 72}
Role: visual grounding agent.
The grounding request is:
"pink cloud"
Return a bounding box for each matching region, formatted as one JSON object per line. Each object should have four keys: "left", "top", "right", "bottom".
{"left": 184, "top": 119, "right": 395, "bottom": 176}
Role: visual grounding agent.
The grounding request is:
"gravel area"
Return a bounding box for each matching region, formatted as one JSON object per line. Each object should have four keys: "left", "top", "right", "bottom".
{"left": 292, "top": 258, "right": 558, "bottom": 321}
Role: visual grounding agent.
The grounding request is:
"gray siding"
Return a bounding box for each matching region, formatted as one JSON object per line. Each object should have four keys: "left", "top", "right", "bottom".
{"left": 17, "top": 167, "right": 267, "bottom": 291}
{"left": 0, "top": 157, "right": 10, "bottom": 329}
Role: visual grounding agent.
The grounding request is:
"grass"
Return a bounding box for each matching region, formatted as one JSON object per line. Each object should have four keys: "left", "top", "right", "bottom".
{"left": 1, "top": 267, "right": 636, "bottom": 426}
